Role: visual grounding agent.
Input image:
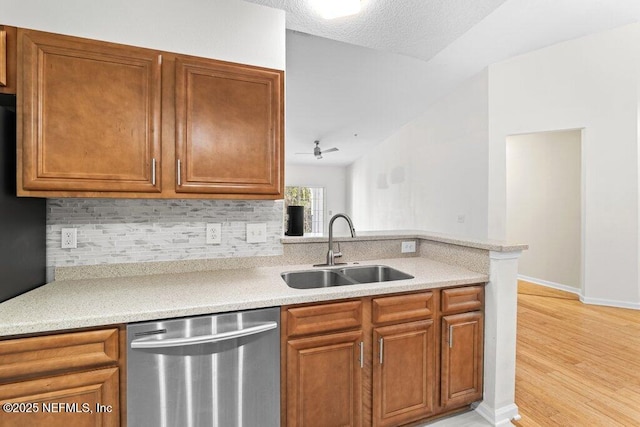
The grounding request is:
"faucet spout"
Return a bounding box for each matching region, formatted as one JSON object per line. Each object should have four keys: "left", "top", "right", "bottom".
{"left": 324, "top": 213, "right": 356, "bottom": 266}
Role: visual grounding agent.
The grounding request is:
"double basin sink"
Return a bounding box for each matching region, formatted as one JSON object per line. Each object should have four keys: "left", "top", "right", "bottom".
{"left": 281, "top": 265, "right": 414, "bottom": 289}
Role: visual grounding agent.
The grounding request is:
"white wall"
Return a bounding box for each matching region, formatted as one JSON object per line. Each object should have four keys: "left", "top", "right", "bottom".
{"left": 286, "top": 164, "right": 350, "bottom": 235}
{"left": 489, "top": 23, "right": 640, "bottom": 306}
{"left": 349, "top": 23, "right": 640, "bottom": 307}
{"left": 348, "top": 70, "right": 489, "bottom": 238}
{"left": 506, "top": 130, "right": 581, "bottom": 290}
{"left": 0, "top": 0, "right": 285, "bottom": 69}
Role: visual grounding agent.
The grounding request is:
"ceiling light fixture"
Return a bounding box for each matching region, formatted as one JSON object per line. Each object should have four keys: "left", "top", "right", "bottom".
{"left": 312, "top": 0, "right": 362, "bottom": 19}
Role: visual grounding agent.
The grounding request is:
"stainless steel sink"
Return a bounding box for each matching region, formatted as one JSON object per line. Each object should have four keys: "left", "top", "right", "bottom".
{"left": 281, "top": 265, "right": 413, "bottom": 289}
{"left": 339, "top": 265, "right": 414, "bottom": 283}
{"left": 281, "top": 270, "right": 357, "bottom": 289}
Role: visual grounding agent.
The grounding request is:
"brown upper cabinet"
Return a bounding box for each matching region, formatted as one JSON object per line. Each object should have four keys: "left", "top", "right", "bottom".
{"left": 0, "top": 26, "right": 17, "bottom": 94}
{"left": 175, "top": 57, "right": 283, "bottom": 195}
{"left": 18, "top": 29, "right": 162, "bottom": 194}
{"left": 16, "top": 28, "right": 284, "bottom": 199}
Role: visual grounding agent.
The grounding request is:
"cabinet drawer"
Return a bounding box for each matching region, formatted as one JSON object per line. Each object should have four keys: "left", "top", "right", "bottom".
{"left": 372, "top": 292, "right": 434, "bottom": 325}
{"left": 441, "top": 286, "right": 483, "bottom": 314}
{"left": 0, "top": 328, "right": 119, "bottom": 383}
{"left": 285, "top": 300, "right": 362, "bottom": 337}
{"left": 0, "top": 367, "right": 120, "bottom": 427}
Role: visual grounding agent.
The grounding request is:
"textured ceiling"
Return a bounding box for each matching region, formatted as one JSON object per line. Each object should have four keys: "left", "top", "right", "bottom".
{"left": 242, "top": 0, "right": 508, "bottom": 61}
{"left": 242, "top": 0, "right": 640, "bottom": 166}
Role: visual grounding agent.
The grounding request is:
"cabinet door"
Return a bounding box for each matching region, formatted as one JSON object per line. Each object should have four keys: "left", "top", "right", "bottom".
{"left": 372, "top": 320, "right": 435, "bottom": 427}
{"left": 0, "top": 26, "right": 16, "bottom": 94}
{"left": 0, "top": 367, "right": 120, "bottom": 427}
{"left": 175, "top": 57, "right": 283, "bottom": 196}
{"left": 441, "top": 312, "right": 483, "bottom": 408}
{"left": 19, "top": 29, "right": 162, "bottom": 194}
{"left": 286, "top": 330, "right": 363, "bottom": 427}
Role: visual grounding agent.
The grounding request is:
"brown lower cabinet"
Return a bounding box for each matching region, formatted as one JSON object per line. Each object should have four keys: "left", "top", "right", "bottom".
{"left": 440, "top": 285, "right": 484, "bottom": 411}
{"left": 282, "top": 285, "right": 484, "bottom": 427}
{"left": 373, "top": 320, "right": 435, "bottom": 427}
{"left": 286, "top": 330, "right": 364, "bottom": 426}
{"left": 0, "top": 285, "right": 483, "bottom": 427}
{"left": 0, "top": 327, "right": 125, "bottom": 427}
{"left": 441, "top": 312, "right": 484, "bottom": 409}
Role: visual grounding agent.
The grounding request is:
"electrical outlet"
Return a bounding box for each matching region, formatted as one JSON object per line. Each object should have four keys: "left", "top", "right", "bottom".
{"left": 61, "top": 228, "right": 77, "bottom": 249}
{"left": 206, "top": 223, "right": 222, "bottom": 244}
{"left": 246, "top": 223, "right": 267, "bottom": 243}
{"left": 457, "top": 214, "right": 466, "bottom": 223}
{"left": 401, "top": 241, "right": 416, "bottom": 253}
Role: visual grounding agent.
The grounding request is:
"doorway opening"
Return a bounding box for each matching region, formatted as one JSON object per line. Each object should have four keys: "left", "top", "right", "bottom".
{"left": 506, "top": 129, "right": 583, "bottom": 296}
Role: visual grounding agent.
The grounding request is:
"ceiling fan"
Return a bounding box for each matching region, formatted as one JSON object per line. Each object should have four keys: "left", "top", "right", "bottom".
{"left": 296, "top": 140, "right": 339, "bottom": 159}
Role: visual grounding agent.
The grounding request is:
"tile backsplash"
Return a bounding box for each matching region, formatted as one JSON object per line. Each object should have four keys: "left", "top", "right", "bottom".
{"left": 47, "top": 199, "right": 284, "bottom": 268}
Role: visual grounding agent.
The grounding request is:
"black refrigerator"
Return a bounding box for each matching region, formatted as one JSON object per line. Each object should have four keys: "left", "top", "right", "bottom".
{"left": 0, "top": 93, "right": 46, "bottom": 303}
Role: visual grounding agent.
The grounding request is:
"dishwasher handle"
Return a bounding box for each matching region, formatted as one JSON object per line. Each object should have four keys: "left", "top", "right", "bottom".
{"left": 130, "top": 321, "right": 278, "bottom": 349}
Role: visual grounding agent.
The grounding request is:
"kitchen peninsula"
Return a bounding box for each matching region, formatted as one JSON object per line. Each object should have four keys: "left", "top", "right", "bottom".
{"left": 0, "top": 231, "right": 525, "bottom": 426}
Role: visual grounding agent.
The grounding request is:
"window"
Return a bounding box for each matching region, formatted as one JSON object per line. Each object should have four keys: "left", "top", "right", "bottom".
{"left": 284, "top": 186, "right": 325, "bottom": 235}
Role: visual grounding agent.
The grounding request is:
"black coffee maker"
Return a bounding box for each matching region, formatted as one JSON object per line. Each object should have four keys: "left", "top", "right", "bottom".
{"left": 285, "top": 205, "right": 304, "bottom": 236}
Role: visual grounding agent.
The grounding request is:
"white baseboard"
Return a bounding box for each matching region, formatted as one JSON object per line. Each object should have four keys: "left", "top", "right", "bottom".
{"left": 519, "top": 274, "right": 640, "bottom": 310}
{"left": 475, "top": 402, "right": 520, "bottom": 426}
{"left": 517, "top": 274, "right": 580, "bottom": 296}
{"left": 580, "top": 295, "right": 640, "bottom": 310}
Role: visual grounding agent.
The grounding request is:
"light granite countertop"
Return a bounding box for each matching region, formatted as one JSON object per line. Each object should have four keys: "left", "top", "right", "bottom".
{"left": 281, "top": 229, "right": 528, "bottom": 252}
{"left": 0, "top": 257, "right": 487, "bottom": 338}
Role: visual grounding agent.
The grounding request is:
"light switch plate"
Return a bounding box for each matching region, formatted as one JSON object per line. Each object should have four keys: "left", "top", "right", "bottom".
{"left": 246, "top": 223, "right": 267, "bottom": 243}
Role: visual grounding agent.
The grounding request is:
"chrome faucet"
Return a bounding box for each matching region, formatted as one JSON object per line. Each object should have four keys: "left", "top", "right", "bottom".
{"left": 315, "top": 213, "right": 356, "bottom": 267}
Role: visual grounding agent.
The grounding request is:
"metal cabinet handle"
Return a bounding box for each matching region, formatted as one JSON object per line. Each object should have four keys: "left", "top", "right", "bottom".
{"left": 130, "top": 321, "right": 277, "bottom": 349}
{"left": 359, "top": 341, "right": 364, "bottom": 368}
{"left": 379, "top": 337, "right": 384, "bottom": 364}
{"left": 177, "top": 159, "right": 181, "bottom": 186}
{"left": 449, "top": 325, "right": 453, "bottom": 348}
{"left": 151, "top": 158, "right": 156, "bottom": 186}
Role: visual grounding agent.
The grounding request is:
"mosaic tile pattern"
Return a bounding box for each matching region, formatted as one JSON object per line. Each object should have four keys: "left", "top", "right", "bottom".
{"left": 55, "top": 238, "right": 419, "bottom": 280}
{"left": 47, "top": 199, "right": 284, "bottom": 267}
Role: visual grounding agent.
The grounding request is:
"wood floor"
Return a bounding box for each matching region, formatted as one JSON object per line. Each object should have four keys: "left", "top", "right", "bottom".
{"left": 513, "top": 282, "right": 640, "bottom": 426}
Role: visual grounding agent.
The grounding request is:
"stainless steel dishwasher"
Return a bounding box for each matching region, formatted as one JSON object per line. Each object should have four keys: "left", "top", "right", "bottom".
{"left": 127, "top": 307, "right": 280, "bottom": 427}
